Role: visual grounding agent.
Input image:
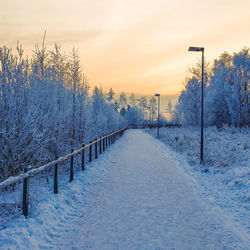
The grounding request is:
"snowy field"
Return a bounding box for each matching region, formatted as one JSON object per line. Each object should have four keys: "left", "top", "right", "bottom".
{"left": 0, "top": 129, "right": 249, "bottom": 249}
{"left": 146, "top": 127, "right": 250, "bottom": 235}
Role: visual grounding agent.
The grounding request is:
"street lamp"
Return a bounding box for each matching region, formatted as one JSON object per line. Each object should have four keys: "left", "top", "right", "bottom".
{"left": 188, "top": 46, "right": 204, "bottom": 164}
{"left": 155, "top": 93, "right": 160, "bottom": 138}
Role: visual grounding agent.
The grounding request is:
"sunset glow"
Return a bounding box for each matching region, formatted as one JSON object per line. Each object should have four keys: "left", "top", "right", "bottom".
{"left": 1, "top": 0, "right": 249, "bottom": 96}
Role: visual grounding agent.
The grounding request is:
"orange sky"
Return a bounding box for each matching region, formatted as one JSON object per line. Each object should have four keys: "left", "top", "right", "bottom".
{"left": 0, "top": 0, "right": 249, "bottom": 98}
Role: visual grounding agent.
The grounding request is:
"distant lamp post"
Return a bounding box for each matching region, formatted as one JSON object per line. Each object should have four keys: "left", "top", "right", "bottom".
{"left": 155, "top": 93, "right": 160, "bottom": 138}
{"left": 188, "top": 46, "right": 205, "bottom": 164}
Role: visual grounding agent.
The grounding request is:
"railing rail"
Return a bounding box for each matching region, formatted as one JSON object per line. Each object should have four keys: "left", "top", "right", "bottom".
{"left": 0, "top": 128, "right": 126, "bottom": 189}
{"left": 0, "top": 127, "right": 127, "bottom": 217}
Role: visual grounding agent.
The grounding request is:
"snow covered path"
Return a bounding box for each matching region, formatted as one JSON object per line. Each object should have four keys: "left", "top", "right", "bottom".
{"left": 0, "top": 130, "right": 249, "bottom": 249}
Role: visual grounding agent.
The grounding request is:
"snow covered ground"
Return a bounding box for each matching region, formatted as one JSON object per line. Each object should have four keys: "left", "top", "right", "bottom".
{"left": 146, "top": 127, "right": 250, "bottom": 238}
{"left": 0, "top": 129, "right": 249, "bottom": 249}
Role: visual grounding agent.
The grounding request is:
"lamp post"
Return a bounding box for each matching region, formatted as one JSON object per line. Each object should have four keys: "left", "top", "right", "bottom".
{"left": 155, "top": 93, "right": 160, "bottom": 138}
{"left": 188, "top": 46, "right": 204, "bottom": 164}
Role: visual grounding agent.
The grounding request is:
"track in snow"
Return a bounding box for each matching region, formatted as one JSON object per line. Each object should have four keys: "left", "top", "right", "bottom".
{"left": 0, "top": 130, "right": 249, "bottom": 249}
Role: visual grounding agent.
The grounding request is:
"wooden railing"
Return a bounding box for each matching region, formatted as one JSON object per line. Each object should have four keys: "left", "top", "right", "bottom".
{"left": 0, "top": 127, "right": 127, "bottom": 218}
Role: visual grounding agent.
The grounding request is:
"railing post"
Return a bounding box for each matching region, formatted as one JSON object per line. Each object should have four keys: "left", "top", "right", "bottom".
{"left": 54, "top": 153, "right": 58, "bottom": 194}
{"left": 22, "top": 166, "right": 29, "bottom": 218}
{"left": 106, "top": 136, "right": 108, "bottom": 148}
{"left": 70, "top": 148, "right": 74, "bottom": 182}
{"left": 103, "top": 136, "right": 105, "bottom": 151}
{"left": 95, "top": 138, "right": 98, "bottom": 159}
{"left": 99, "top": 137, "right": 102, "bottom": 154}
{"left": 89, "top": 141, "right": 92, "bottom": 162}
{"left": 82, "top": 144, "right": 85, "bottom": 171}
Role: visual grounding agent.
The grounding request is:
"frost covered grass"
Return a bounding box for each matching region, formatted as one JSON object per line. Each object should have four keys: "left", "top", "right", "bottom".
{"left": 147, "top": 126, "right": 249, "bottom": 170}
{"left": 145, "top": 126, "right": 250, "bottom": 226}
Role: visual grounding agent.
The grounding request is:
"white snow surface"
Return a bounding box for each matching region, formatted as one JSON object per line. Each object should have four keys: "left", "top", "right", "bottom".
{"left": 146, "top": 127, "right": 250, "bottom": 233}
{"left": 0, "top": 130, "right": 249, "bottom": 249}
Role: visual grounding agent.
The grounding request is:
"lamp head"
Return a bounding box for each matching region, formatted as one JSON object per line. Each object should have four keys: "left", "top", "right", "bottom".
{"left": 188, "top": 46, "right": 204, "bottom": 52}
{"left": 155, "top": 93, "right": 160, "bottom": 97}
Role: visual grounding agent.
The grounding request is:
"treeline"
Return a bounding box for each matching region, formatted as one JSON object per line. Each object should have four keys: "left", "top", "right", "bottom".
{"left": 0, "top": 38, "right": 125, "bottom": 181}
{"left": 107, "top": 91, "right": 161, "bottom": 127}
{"left": 174, "top": 48, "right": 249, "bottom": 128}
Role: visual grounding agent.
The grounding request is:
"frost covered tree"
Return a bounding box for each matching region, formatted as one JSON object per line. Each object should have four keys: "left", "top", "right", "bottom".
{"left": 149, "top": 97, "right": 157, "bottom": 121}
{"left": 177, "top": 77, "right": 201, "bottom": 126}
{"left": 129, "top": 93, "right": 136, "bottom": 107}
{"left": 119, "top": 92, "right": 127, "bottom": 109}
{"left": 175, "top": 48, "right": 249, "bottom": 127}
{"left": 90, "top": 87, "right": 125, "bottom": 138}
{"left": 138, "top": 96, "right": 148, "bottom": 120}
{"left": 231, "top": 49, "right": 250, "bottom": 126}
{"left": 125, "top": 106, "right": 144, "bottom": 127}
{"left": 106, "top": 88, "right": 115, "bottom": 103}
{"left": 68, "top": 47, "right": 81, "bottom": 146}
{"left": 138, "top": 96, "right": 147, "bottom": 110}
{"left": 205, "top": 49, "right": 249, "bottom": 127}
{"left": 0, "top": 38, "right": 125, "bottom": 181}
{"left": 205, "top": 60, "right": 230, "bottom": 128}
{"left": 48, "top": 43, "right": 68, "bottom": 113}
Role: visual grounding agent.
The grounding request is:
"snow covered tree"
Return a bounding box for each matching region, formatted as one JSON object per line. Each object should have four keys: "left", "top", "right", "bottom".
{"left": 149, "top": 97, "right": 157, "bottom": 121}
{"left": 138, "top": 96, "right": 147, "bottom": 110}
{"left": 106, "top": 88, "right": 115, "bottom": 103}
{"left": 231, "top": 49, "right": 250, "bottom": 126}
{"left": 205, "top": 49, "right": 249, "bottom": 127}
{"left": 129, "top": 93, "right": 136, "bottom": 107}
{"left": 177, "top": 77, "right": 201, "bottom": 126}
{"left": 0, "top": 37, "right": 125, "bottom": 182}
{"left": 205, "top": 60, "right": 230, "bottom": 128}
{"left": 68, "top": 47, "right": 81, "bottom": 146}
{"left": 119, "top": 92, "right": 127, "bottom": 109}
{"left": 176, "top": 48, "right": 249, "bottom": 127}
{"left": 124, "top": 106, "right": 144, "bottom": 127}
